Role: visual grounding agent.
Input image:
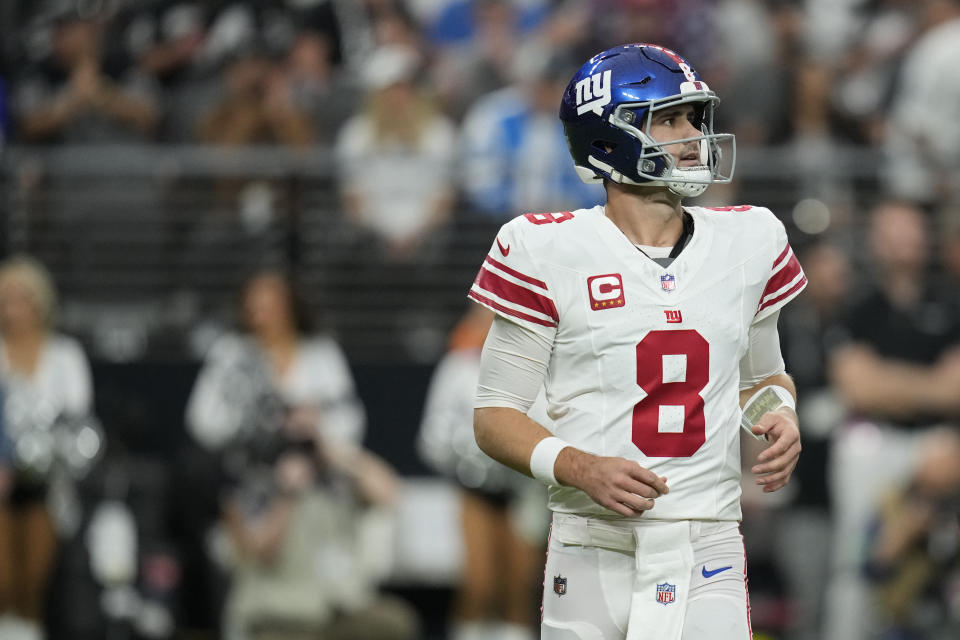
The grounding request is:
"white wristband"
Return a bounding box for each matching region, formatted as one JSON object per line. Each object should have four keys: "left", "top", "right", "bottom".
{"left": 529, "top": 436, "right": 569, "bottom": 486}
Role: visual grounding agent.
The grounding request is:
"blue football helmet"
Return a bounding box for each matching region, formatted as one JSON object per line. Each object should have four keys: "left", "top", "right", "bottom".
{"left": 559, "top": 43, "right": 736, "bottom": 197}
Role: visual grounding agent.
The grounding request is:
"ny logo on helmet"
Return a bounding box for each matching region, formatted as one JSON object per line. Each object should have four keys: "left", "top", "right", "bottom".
{"left": 575, "top": 70, "right": 611, "bottom": 116}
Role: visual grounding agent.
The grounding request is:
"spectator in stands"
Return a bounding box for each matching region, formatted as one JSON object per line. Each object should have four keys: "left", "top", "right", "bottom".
{"left": 784, "top": 57, "right": 853, "bottom": 204}
{"left": 333, "top": 43, "right": 458, "bottom": 359}
{"left": 367, "top": 1, "right": 430, "bottom": 57}
{"left": 865, "top": 425, "right": 960, "bottom": 639}
{"left": 220, "top": 391, "right": 419, "bottom": 640}
{"left": 182, "top": 268, "right": 416, "bottom": 640}
{"left": 125, "top": 1, "right": 213, "bottom": 142}
{"left": 196, "top": 43, "right": 314, "bottom": 148}
{"left": 774, "top": 240, "right": 855, "bottom": 640}
{"left": 832, "top": 0, "right": 918, "bottom": 147}
{"left": 417, "top": 305, "right": 547, "bottom": 640}
{"left": 458, "top": 50, "right": 603, "bottom": 220}
{"left": 6, "top": 8, "right": 167, "bottom": 300}
{"left": 429, "top": 0, "right": 546, "bottom": 120}
{"left": 180, "top": 268, "right": 369, "bottom": 634}
{"left": 825, "top": 199, "right": 960, "bottom": 640}
{"left": 186, "top": 268, "right": 365, "bottom": 452}
{"left": 0, "top": 255, "right": 93, "bottom": 640}
{"left": 125, "top": 0, "right": 345, "bottom": 142}
{"left": 882, "top": 0, "right": 960, "bottom": 206}
{"left": 193, "top": 41, "right": 315, "bottom": 240}
{"left": 739, "top": 239, "right": 856, "bottom": 638}
{"left": 283, "top": 30, "right": 359, "bottom": 146}
{"left": 132, "top": 2, "right": 208, "bottom": 85}
{"left": 13, "top": 9, "right": 159, "bottom": 143}
{"left": 335, "top": 43, "right": 456, "bottom": 263}
{"left": 710, "top": 0, "right": 798, "bottom": 147}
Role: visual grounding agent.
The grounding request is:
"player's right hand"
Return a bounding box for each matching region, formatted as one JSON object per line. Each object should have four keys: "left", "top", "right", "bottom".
{"left": 557, "top": 449, "right": 669, "bottom": 517}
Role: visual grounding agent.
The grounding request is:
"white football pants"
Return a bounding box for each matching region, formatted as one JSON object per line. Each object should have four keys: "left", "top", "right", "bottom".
{"left": 541, "top": 515, "right": 750, "bottom": 640}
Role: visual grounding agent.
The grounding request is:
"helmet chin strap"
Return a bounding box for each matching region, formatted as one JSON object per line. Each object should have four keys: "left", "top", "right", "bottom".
{"left": 666, "top": 166, "right": 711, "bottom": 197}
{"left": 664, "top": 137, "right": 711, "bottom": 197}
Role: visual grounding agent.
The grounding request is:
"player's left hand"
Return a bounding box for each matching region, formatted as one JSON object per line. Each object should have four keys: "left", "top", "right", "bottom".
{"left": 749, "top": 406, "right": 801, "bottom": 493}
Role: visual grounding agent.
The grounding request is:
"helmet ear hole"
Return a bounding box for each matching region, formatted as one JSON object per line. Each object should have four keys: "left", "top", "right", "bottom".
{"left": 691, "top": 104, "right": 707, "bottom": 129}
{"left": 592, "top": 140, "right": 617, "bottom": 154}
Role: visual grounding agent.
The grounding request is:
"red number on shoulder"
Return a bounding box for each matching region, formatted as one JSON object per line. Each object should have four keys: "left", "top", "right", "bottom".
{"left": 706, "top": 205, "right": 752, "bottom": 213}
{"left": 524, "top": 211, "right": 574, "bottom": 225}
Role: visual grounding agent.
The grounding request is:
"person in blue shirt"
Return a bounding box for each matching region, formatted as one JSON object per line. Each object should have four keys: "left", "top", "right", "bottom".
{"left": 459, "top": 50, "right": 603, "bottom": 220}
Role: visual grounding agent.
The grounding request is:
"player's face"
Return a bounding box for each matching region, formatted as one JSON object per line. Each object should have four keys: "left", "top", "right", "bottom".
{"left": 648, "top": 104, "right": 702, "bottom": 168}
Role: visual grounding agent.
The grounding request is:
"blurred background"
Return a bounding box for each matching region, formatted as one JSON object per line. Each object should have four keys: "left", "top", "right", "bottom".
{"left": 1, "top": 1, "right": 959, "bottom": 639}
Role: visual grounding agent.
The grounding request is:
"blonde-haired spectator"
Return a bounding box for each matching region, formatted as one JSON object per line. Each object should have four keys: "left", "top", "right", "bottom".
{"left": 0, "top": 255, "right": 92, "bottom": 419}
{"left": 335, "top": 44, "right": 456, "bottom": 263}
{"left": 0, "top": 257, "right": 57, "bottom": 328}
{"left": 0, "top": 254, "right": 93, "bottom": 639}
{"left": 333, "top": 44, "right": 458, "bottom": 358}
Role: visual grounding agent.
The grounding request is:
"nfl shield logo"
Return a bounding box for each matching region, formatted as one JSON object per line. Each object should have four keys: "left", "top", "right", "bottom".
{"left": 554, "top": 575, "right": 567, "bottom": 596}
{"left": 656, "top": 582, "right": 676, "bottom": 605}
{"left": 660, "top": 274, "right": 676, "bottom": 292}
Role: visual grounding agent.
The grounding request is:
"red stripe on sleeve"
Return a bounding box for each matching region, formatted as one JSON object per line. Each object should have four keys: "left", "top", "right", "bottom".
{"left": 474, "top": 267, "right": 559, "bottom": 323}
{"left": 758, "top": 275, "right": 807, "bottom": 313}
{"left": 484, "top": 255, "right": 549, "bottom": 290}
{"left": 468, "top": 290, "right": 557, "bottom": 328}
{"left": 772, "top": 244, "right": 790, "bottom": 268}
{"left": 760, "top": 250, "right": 803, "bottom": 300}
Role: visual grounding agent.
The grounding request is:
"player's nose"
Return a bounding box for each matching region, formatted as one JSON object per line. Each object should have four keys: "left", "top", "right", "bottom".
{"left": 680, "top": 118, "right": 700, "bottom": 138}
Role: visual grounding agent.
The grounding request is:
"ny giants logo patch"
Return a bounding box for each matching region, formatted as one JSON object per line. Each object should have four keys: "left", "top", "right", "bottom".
{"left": 664, "top": 309, "right": 683, "bottom": 324}
{"left": 575, "top": 70, "right": 612, "bottom": 116}
{"left": 554, "top": 575, "right": 567, "bottom": 596}
{"left": 587, "top": 274, "right": 625, "bottom": 310}
{"left": 656, "top": 582, "right": 676, "bottom": 605}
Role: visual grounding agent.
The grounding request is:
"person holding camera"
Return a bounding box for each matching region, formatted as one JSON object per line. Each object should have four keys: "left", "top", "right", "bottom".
{"left": 864, "top": 426, "right": 960, "bottom": 639}
{"left": 221, "top": 406, "right": 419, "bottom": 640}
{"left": 184, "top": 268, "right": 418, "bottom": 640}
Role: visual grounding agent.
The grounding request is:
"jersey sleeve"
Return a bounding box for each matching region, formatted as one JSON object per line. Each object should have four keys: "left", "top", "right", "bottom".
{"left": 755, "top": 215, "right": 807, "bottom": 321}
{"left": 468, "top": 217, "right": 560, "bottom": 332}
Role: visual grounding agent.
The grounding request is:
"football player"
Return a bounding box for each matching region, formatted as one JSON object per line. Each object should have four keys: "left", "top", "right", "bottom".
{"left": 470, "top": 43, "right": 805, "bottom": 640}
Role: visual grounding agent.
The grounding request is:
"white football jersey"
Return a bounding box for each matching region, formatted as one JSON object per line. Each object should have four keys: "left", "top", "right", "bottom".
{"left": 469, "top": 205, "right": 806, "bottom": 521}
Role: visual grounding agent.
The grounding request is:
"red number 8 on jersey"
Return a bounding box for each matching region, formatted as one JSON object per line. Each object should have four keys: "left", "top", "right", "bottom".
{"left": 633, "top": 330, "right": 709, "bottom": 457}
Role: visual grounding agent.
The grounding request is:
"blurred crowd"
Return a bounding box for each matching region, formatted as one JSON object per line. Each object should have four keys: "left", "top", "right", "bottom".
{"left": 1, "top": 0, "right": 960, "bottom": 640}
{"left": 2, "top": 0, "right": 958, "bottom": 211}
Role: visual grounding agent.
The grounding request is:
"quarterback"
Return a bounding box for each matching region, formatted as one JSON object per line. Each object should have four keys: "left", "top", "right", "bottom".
{"left": 470, "top": 44, "right": 806, "bottom": 639}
